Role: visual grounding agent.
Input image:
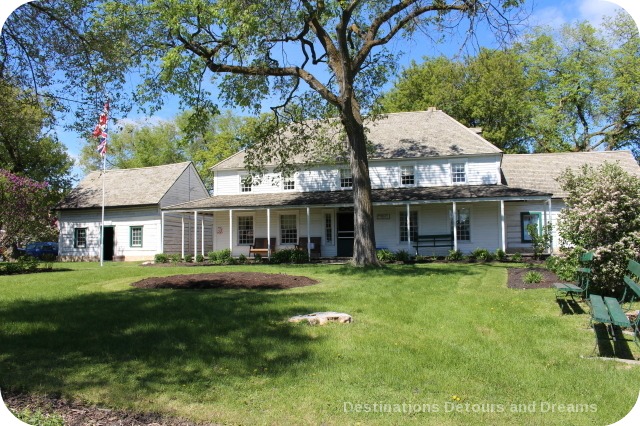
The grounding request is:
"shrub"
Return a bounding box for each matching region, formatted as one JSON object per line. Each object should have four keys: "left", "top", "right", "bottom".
{"left": 253, "top": 253, "right": 262, "bottom": 263}
{"left": 523, "top": 271, "right": 543, "bottom": 284}
{"left": 195, "top": 254, "right": 205, "bottom": 263}
{"left": 237, "top": 253, "right": 247, "bottom": 264}
{"left": 470, "top": 248, "right": 493, "bottom": 262}
{"left": 510, "top": 252, "right": 523, "bottom": 263}
{"left": 527, "top": 222, "right": 553, "bottom": 260}
{"left": 169, "top": 253, "right": 181, "bottom": 264}
{"left": 184, "top": 254, "right": 194, "bottom": 263}
{"left": 446, "top": 249, "right": 464, "bottom": 261}
{"left": 494, "top": 249, "right": 507, "bottom": 262}
{"left": 154, "top": 253, "right": 169, "bottom": 264}
{"left": 395, "top": 249, "right": 411, "bottom": 262}
{"left": 271, "top": 249, "right": 294, "bottom": 264}
{"left": 546, "top": 255, "right": 578, "bottom": 282}
{"left": 208, "top": 249, "right": 233, "bottom": 264}
{"left": 376, "top": 249, "right": 396, "bottom": 262}
{"left": 290, "top": 249, "right": 309, "bottom": 264}
{"left": 557, "top": 162, "right": 640, "bottom": 294}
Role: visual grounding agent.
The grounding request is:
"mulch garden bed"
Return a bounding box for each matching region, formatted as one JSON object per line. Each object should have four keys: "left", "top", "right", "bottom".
{"left": 3, "top": 392, "right": 214, "bottom": 426}
{"left": 507, "top": 267, "right": 568, "bottom": 290}
{"left": 131, "top": 271, "right": 319, "bottom": 290}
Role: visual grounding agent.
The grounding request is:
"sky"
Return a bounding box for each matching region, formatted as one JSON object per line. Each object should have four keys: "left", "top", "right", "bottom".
{"left": 0, "top": 0, "right": 639, "bottom": 181}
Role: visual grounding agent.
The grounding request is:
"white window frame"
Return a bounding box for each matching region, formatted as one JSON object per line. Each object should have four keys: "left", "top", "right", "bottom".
{"left": 130, "top": 226, "right": 143, "bottom": 248}
{"left": 339, "top": 168, "right": 353, "bottom": 189}
{"left": 237, "top": 214, "right": 254, "bottom": 245}
{"left": 451, "top": 162, "right": 467, "bottom": 185}
{"left": 324, "top": 211, "right": 334, "bottom": 245}
{"left": 400, "top": 164, "right": 416, "bottom": 186}
{"left": 282, "top": 174, "right": 296, "bottom": 191}
{"left": 280, "top": 213, "right": 298, "bottom": 245}
{"left": 399, "top": 211, "right": 419, "bottom": 243}
{"left": 452, "top": 207, "right": 471, "bottom": 241}
{"left": 240, "top": 174, "right": 253, "bottom": 193}
{"left": 74, "top": 228, "right": 87, "bottom": 248}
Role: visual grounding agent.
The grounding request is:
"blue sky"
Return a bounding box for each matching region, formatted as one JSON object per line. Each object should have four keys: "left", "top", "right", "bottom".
{"left": 0, "top": 0, "right": 638, "bottom": 180}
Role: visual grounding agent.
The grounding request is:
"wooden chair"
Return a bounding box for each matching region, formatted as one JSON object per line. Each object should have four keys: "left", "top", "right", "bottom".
{"left": 295, "top": 237, "right": 322, "bottom": 259}
{"left": 249, "top": 237, "right": 276, "bottom": 258}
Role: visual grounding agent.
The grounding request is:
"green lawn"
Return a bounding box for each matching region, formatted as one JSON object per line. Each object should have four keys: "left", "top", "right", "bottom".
{"left": 1, "top": 262, "right": 639, "bottom": 425}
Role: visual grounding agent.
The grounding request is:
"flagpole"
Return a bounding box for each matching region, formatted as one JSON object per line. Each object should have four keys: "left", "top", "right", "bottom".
{"left": 94, "top": 100, "right": 109, "bottom": 267}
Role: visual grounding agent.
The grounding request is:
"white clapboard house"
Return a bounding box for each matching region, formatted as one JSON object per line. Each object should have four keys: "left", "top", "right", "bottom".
{"left": 56, "top": 110, "right": 640, "bottom": 261}
{"left": 56, "top": 162, "right": 209, "bottom": 261}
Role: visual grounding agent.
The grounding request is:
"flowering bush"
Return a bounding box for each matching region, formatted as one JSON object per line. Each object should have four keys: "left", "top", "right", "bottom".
{"left": 0, "top": 169, "right": 58, "bottom": 251}
{"left": 557, "top": 162, "right": 640, "bottom": 295}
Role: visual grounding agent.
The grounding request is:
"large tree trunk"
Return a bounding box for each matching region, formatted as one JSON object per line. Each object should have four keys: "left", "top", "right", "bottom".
{"left": 340, "top": 108, "right": 380, "bottom": 266}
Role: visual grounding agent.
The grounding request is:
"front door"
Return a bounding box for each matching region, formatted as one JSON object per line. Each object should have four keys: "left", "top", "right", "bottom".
{"left": 336, "top": 212, "right": 354, "bottom": 257}
{"left": 103, "top": 226, "right": 115, "bottom": 261}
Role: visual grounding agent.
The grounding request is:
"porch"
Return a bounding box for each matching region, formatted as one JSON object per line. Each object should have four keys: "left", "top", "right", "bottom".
{"left": 161, "top": 185, "right": 553, "bottom": 260}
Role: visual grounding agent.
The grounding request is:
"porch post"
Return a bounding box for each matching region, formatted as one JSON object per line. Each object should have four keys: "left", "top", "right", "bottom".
{"left": 452, "top": 202, "right": 458, "bottom": 252}
{"left": 547, "top": 198, "right": 553, "bottom": 254}
{"left": 229, "top": 210, "right": 233, "bottom": 252}
{"left": 406, "top": 203, "right": 411, "bottom": 252}
{"left": 194, "top": 211, "right": 198, "bottom": 259}
{"left": 160, "top": 210, "right": 165, "bottom": 253}
{"left": 181, "top": 215, "right": 185, "bottom": 259}
{"left": 306, "top": 207, "right": 311, "bottom": 262}
{"left": 267, "top": 208, "right": 271, "bottom": 260}
{"left": 500, "top": 200, "right": 506, "bottom": 252}
{"left": 201, "top": 215, "right": 204, "bottom": 256}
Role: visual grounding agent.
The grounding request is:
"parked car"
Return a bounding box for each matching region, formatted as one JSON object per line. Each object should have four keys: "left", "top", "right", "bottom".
{"left": 16, "top": 242, "right": 59, "bottom": 259}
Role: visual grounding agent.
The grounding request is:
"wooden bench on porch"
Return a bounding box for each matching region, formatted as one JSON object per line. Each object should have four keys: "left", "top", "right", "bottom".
{"left": 249, "top": 238, "right": 275, "bottom": 258}
{"left": 295, "top": 237, "right": 322, "bottom": 259}
{"left": 413, "top": 234, "right": 454, "bottom": 255}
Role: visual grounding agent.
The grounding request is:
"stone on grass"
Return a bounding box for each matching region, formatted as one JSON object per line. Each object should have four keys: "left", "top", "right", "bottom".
{"left": 289, "top": 312, "right": 352, "bottom": 325}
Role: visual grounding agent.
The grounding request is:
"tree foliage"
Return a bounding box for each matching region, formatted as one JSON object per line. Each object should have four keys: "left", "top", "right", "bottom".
{"left": 0, "top": 81, "right": 74, "bottom": 192}
{"left": 557, "top": 162, "right": 640, "bottom": 295}
{"left": 380, "top": 49, "right": 531, "bottom": 152}
{"left": 0, "top": 169, "right": 59, "bottom": 250}
{"left": 381, "top": 11, "right": 640, "bottom": 155}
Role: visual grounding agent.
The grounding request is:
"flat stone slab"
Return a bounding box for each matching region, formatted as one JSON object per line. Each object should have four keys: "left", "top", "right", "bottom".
{"left": 289, "top": 312, "right": 353, "bottom": 325}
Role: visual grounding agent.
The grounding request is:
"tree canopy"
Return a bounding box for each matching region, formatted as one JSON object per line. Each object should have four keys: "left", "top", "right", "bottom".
{"left": 381, "top": 11, "right": 640, "bottom": 156}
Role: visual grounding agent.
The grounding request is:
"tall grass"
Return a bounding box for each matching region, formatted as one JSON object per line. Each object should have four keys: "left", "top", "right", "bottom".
{"left": 0, "top": 262, "right": 638, "bottom": 425}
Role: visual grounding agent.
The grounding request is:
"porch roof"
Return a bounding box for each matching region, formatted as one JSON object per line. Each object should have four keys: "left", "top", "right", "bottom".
{"left": 163, "top": 185, "right": 550, "bottom": 212}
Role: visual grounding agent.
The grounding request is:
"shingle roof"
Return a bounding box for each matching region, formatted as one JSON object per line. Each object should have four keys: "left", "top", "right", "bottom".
{"left": 164, "top": 185, "right": 549, "bottom": 211}
{"left": 501, "top": 151, "right": 640, "bottom": 198}
{"left": 212, "top": 109, "right": 501, "bottom": 170}
{"left": 57, "top": 162, "right": 192, "bottom": 209}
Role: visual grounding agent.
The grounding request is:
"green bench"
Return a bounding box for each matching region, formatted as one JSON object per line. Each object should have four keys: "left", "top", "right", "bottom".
{"left": 413, "top": 234, "right": 454, "bottom": 255}
{"left": 553, "top": 252, "right": 593, "bottom": 300}
{"left": 589, "top": 259, "right": 640, "bottom": 351}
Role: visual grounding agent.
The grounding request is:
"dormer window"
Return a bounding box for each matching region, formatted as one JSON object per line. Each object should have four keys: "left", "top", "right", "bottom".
{"left": 452, "top": 163, "right": 467, "bottom": 184}
{"left": 340, "top": 168, "right": 352, "bottom": 188}
{"left": 400, "top": 165, "right": 415, "bottom": 185}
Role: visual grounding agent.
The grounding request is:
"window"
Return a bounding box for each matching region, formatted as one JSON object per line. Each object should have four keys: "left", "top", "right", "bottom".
{"left": 130, "top": 226, "right": 143, "bottom": 247}
{"left": 340, "top": 168, "right": 352, "bottom": 188}
{"left": 238, "top": 216, "right": 254, "bottom": 245}
{"left": 521, "top": 212, "right": 542, "bottom": 243}
{"left": 452, "top": 163, "right": 467, "bottom": 184}
{"left": 325, "top": 213, "right": 333, "bottom": 244}
{"left": 240, "top": 175, "right": 252, "bottom": 193}
{"left": 454, "top": 208, "right": 471, "bottom": 241}
{"left": 283, "top": 176, "right": 295, "bottom": 191}
{"left": 74, "top": 228, "right": 87, "bottom": 248}
{"left": 280, "top": 214, "right": 298, "bottom": 244}
{"left": 400, "top": 165, "right": 415, "bottom": 185}
{"left": 399, "top": 211, "right": 418, "bottom": 242}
